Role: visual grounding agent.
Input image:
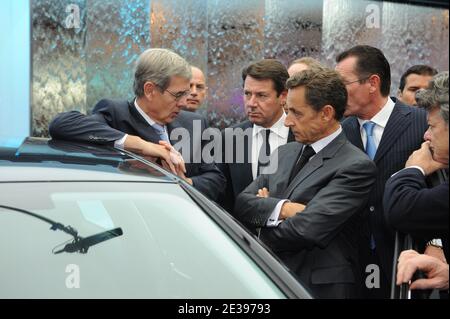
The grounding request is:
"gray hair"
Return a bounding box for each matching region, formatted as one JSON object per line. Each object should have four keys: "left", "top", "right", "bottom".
{"left": 133, "top": 48, "right": 192, "bottom": 97}
{"left": 416, "top": 71, "right": 449, "bottom": 125}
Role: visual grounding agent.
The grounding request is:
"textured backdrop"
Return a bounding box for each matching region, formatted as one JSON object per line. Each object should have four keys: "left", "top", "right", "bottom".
{"left": 31, "top": 0, "right": 449, "bottom": 136}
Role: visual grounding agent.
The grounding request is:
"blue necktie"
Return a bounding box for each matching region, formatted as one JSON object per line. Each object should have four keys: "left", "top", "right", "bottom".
{"left": 363, "top": 121, "right": 376, "bottom": 160}
{"left": 152, "top": 123, "right": 170, "bottom": 143}
{"left": 363, "top": 121, "right": 377, "bottom": 250}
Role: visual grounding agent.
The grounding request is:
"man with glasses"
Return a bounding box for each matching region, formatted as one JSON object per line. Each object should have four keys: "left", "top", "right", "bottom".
{"left": 335, "top": 45, "right": 428, "bottom": 298}
{"left": 49, "top": 48, "right": 225, "bottom": 201}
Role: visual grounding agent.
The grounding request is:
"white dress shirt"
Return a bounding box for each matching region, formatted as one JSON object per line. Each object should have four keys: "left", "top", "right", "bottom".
{"left": 266, "top": 126, "right": 343, "bottom": 227}
{"left": 357, "top": 97, "right": 396, "bottom": 150}
{"left": 251, "top": 112, "right": 290, "bottom": 180}
{"left": 114, "top": 99, "right": 170, "bottom": 149}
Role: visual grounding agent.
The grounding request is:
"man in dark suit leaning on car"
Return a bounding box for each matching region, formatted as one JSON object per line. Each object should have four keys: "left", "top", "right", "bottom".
{"left": 235, "top": 69, "right": 377, "bottom": 298}
{"left": 49, "top": 48, "right": 225, "bottom": 201}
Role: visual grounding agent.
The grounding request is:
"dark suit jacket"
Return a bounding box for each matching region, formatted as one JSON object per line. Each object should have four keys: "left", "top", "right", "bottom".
{"left": 49, "top": 99, "right": 225, "bottom": 201}
{"left": 217, "top": 120, "right": 294, "bottom": 214}
{"left": 383, "top": 167, "right": 449, "bottom": 260}
{"left": 342, "top": 100, "right": 427, "bottom": 291}
{"left": 235, "top": 132, "right": 377, "bottom": 298}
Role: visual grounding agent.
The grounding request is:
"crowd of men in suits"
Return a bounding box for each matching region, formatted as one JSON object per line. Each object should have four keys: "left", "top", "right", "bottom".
{"left": 49, "top": 45, "right": 448, "bottom": 299}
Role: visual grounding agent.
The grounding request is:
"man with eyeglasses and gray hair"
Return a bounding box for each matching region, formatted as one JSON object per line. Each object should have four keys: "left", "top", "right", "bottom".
{"left": 49, "top": 48, "right": 225, "bottom": 201}
{"left": 384, "top": 72, "right": 449, "bottom": 293}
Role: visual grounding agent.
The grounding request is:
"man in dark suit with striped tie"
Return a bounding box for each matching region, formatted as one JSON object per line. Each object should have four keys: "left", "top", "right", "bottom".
{"left": 335, "top": 45, "right": 428, "bottom": 298}
{"left": 49, "top": 48, "right": 225, "bottom": 201}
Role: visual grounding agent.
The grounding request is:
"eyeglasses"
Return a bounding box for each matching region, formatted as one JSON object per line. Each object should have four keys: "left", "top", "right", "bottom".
{"left": 164, "top": 88, "right": 190, "bottom": 101}
{"left": 342, "top": 76, "right": 370, "bottom": 86}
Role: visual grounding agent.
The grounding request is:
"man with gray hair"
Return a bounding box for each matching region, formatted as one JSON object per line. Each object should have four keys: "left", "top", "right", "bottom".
{"left": 49, "top": 48, "right": 225, "bottom": 201}
{"left": 383, "top": 71, "right": 449, "bottom": 292}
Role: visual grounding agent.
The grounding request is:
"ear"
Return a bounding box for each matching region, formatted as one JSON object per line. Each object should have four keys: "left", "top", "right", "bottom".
{"left": 143, "top": 82, "right": 157, "bottom": 99}
{"left": 279, "top": 90, "right": 288, "bottom": 107}
{"left": 321, "top": 105, "right": 335, "bottom": 122}
{"left": 368, "top": 74, "right": 381, "bottom": 94}
{"left": 397, "top": 89, "right": 403, "bottom": 99}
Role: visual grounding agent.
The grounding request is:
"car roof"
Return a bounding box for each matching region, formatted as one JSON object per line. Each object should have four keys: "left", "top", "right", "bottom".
{"left": 0, "top": 137, "right": 175, "bottom": 183}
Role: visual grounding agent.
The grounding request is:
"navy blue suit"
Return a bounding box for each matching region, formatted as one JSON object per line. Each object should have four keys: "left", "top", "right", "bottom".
{"left": 49, "top": 99, "right": 225, "bottom": 201}
{"left": 342, "top": 100, "right": 427, "bottom": 297}
{"left": 384, "top": 167, "right": 449, "bottom": 260}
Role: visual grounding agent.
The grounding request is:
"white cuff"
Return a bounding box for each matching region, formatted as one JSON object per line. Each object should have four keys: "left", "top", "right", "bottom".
{"left": 266, "top": 200, "right": 289, "bottom": 227}
{"left": 114, "top": 134, "right": 128, "bottom": 149}
{"left": 391, "top": 166, "right": 426, "bottom": 178}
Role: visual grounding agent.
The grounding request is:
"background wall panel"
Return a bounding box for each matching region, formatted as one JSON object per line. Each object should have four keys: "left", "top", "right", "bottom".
{"left": 86, "top": 0, "right": 151, "bottom": 109}
{"left": 31, "top": 0, "right": 86, "bottom": 137}
{"left": 28, "top": 0, "right": 449, "bottom": 136}
{"left": 0, "top": 0, "right": 30, "bottom": 137}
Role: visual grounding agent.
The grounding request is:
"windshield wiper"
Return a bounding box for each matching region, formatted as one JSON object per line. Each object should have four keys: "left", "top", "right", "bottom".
{"left": 0, "top": 205, "right": 123, "bottom": 254}
{"left": 53, "top": 227, "right": 123, "bottom": 254}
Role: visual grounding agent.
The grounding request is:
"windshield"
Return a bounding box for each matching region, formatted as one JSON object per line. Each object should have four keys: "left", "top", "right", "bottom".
{"left": 0, "top": 182, "right": 285, "bottom": 299}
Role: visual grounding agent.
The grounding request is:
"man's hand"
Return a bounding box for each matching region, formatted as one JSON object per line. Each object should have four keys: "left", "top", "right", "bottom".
{"left": 280, "top": 202, "right": 306, "bottom": 220}
{"left": 424, "top": 245, "right": 447, "bottom": 263}
{"left": 405, "top": 141, "right": 446, "bottom": 175}
{"left": 163, "top": 162, "right": 194, "bottom": 186}
{"left": 158, "top": 141, "right": 187, "bottom": 174}
{"left": 256, "top": 187, "right": 270, "bottom": 198}
{"left": 397, "top": 249, "right": 449, "bottom": 290}
{"left": 124, "top": 135, "right": 185, "bottom": 175}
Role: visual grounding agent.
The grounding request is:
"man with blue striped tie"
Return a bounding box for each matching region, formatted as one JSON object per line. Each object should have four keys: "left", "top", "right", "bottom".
{"left": 336, "top": 45, "right": 428, "bottom": 298}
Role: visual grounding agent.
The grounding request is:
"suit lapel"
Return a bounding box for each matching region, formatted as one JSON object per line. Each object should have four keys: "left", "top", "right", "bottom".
{"left": 227, "top": 121, "right": 253, "bottom": 195}
{"left": 241, "top": 121, "right": 253, "bottom": 183}
{"left": 374, "top": 103, "right": 412, "bottom": 163}
{"left": 344, "top": 117, "right": 364, "bottom": 151}
{"left": 284, "top": 154, "right": 323, "bottom": 199}
{"left": 167, "top": 120, "right": 181, "bottom": 145}
{"left": 284, "top": 133, "right": 346, "bottom": 198}
{"left": 129, "top": 101, "right": 162, "bottom": 142}
{"left": 272, "top": 143, "right": 303, "bottom": 196}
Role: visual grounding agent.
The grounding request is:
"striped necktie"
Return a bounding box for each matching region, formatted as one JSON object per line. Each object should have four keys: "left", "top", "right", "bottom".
{"left": 152, "top": 123, "right": 170, "bottom": 143}
{"left": 362, "top": 121, "right": 376, "bottom": 160}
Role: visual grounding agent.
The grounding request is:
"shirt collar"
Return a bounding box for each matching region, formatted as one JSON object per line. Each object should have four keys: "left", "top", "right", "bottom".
{"left": 134, "top": 99, "right": 159, "bottom": 127}
{"left": 253, "top": 112, "right": 289, "bottom": 138}
{"left": 357, "top": 97, "right": 395, "bottom": 129}
{"left": 310, "top": 126, "right": 343, "bottom": 154}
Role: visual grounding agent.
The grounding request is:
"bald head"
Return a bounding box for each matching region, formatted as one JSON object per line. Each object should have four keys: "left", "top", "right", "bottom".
{"left": 185, "top": 66, "right": 208, "bottom": 111}
{"left": 288, "top": 57, "right": 325, "bottom": 77}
